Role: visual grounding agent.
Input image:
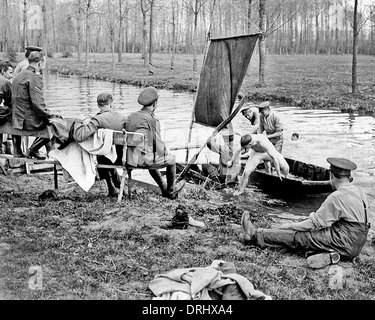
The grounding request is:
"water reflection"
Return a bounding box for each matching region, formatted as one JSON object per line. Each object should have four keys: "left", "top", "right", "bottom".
{"left": 43, "top": 73, "right": 375, "bottom": 217}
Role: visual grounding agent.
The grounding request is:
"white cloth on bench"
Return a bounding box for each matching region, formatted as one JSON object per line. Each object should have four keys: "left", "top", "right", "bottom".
{"left": 49, "top": 129, "right": 116, "bottom": 191}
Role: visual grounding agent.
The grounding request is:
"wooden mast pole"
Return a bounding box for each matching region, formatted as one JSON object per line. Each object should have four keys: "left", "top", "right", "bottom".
{"left": 185, "top": 0, "right": 217, "bottom": 163}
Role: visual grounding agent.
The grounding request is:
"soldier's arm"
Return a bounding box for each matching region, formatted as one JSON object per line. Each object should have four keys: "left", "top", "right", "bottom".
{"left": 72, "top": 118, "right": 100, "bottom": 142}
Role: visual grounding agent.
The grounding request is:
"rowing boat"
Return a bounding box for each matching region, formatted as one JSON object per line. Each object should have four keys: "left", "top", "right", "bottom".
{"left": 176, "top": 157, "right": 332, "bottom": 195}
{"left": 248, "top": 157, "right": 331, "bottom": 195}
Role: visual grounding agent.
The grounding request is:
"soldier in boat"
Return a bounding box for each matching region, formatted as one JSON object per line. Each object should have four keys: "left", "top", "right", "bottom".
{"left": 227, "top": 133, "right": 289, "bottom": 196}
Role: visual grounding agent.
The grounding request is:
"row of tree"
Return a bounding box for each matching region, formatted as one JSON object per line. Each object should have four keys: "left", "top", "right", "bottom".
{"left": 0, "top": 0, "right": 372, "bottom": 92}
{"left": 1, "top": 0, "right": 374, "bottom": 57}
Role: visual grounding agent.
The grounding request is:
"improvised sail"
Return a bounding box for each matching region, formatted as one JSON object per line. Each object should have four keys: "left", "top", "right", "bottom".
{"left": 193, "top": 34, "right": 260, "bottom": 127}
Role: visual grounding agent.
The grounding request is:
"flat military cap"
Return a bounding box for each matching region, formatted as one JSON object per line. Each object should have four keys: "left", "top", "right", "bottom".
{"left": 137, "top": 86, "right": 159, "bottom": 106}
{"left": 257, "top": 101, "right": 270, "bottom": 109}
{"left": 25, "top": 46, "right": 43, "bottom": 52}
{"left": 327, "top": 157, "right": 357, "bottom": 176}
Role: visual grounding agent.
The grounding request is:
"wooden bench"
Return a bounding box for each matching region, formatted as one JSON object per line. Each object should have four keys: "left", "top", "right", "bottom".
{"left": 0, "top": 124, "right": 145, "bottom": 203}
{"left": 97, "top": 130, "right": 145, "bottom": 203}
{"left": 0, "top": 122, "right": 53, "bottom": 139}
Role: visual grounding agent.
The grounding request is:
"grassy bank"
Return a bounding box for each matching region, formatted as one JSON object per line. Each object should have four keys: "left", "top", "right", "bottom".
{"left": 46, "top": 52, "right": 375, "bottom": 114}
{"left": 1, "top": 174, "right": 375, "bottom": 300}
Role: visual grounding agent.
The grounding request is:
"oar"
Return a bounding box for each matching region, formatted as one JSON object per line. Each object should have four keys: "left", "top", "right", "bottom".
{"left": 176, "top": 95, "right": 247, "bottom": 182}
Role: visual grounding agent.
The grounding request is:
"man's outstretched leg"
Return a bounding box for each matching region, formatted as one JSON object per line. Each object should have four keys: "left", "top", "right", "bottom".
{"left": 241, "top": 211, "right": 341, "bottom": 269}
{"left": 241, "top": 211, "right": 296, "bottom": 248}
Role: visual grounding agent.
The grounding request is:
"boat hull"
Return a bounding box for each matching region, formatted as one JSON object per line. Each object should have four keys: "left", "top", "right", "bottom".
{"left": 177, "top": 157, "right": 332, "bottom": 195}
{"left": 249, "top": 158, "right": 332, "bottom": 195}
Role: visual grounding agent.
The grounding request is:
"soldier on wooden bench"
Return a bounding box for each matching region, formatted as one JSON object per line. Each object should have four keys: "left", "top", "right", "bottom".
{"left": 11, "top": 50, "right": 59, "bottom": 159}
{"left": 71, "top": 92, "right": 127, "bottom": 197}
{"left": 125, "top": 86, "right": 185, "bottom": 199}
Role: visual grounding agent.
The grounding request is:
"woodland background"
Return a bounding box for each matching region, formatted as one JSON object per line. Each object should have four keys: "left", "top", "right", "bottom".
{"left": 1, "top": 0, "right": 374, "bottom": 58}
{"left": 1, "top": 0, "right": 374, "bottom": 92}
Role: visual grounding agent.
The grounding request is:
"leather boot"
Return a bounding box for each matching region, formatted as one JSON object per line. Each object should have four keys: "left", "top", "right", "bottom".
{"left": 160, "top": 205, "right": 189, "bottom": 230}
{"left": 12, "top": 135, "right": 25, "bottom": 158}
{"left": 149, "top": 169, "right": 167, "bottom": 195}
{"left": 165, "top": 164, "right": 185, "bottom": 199}
{"left": 5, "top": 137, "right": 13, "bottom": 155}
{"left": 111, "top": 169, "right": 122, "bottom": 189}
{"left": 106, "top": 176, "right": 118, "bottom": 197}
{"left": 26, "top": 137, "right": 50, "bottom": 160}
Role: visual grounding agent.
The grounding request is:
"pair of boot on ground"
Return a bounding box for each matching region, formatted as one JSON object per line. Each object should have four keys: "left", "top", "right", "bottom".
{"left": 241, "top": 211, "right": 341, "bottom": 269}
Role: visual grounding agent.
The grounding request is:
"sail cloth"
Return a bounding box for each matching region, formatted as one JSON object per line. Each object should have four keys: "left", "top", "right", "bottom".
{"left": 194, "top": 34, "right": 260, "bottom": 127}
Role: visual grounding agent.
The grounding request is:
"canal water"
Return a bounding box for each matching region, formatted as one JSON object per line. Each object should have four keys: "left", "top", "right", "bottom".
{"left": 44, "top": 73, "right": 375, "bottom": 221}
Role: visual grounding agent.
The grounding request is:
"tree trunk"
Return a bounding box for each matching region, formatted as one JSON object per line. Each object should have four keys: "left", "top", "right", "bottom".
{"left": 111, "top": 32, "right": 115, "bottom": 71}
{"left": 118, "top": 0, "right": 123, "bottom": 63}
{"left": 42, "top": 0, "right": 48, "bottom": 53}
{"left": 192, "top": 0, "right": 199, "bottom": 74}
{"left": 289, "top": 17, "right": 294, "bottom": 54}
{"left": 140, "top": 0, "right": 148, "bottom": 63}
{"left": 77, "top": 0, "right": 82, "bottom": 61}
{"left": 132, "top": 8, "right": 136, "bottom": 53}
{"left": 258, "top": 0, "right": 266, "bottom": 85}
{"left": 335, "top": 0, "right": 339, "bottom": 54}
{"left": 247, "top": 0, "right": 253, "bottom": 33}
{"left": 4, "top": 0, "right": 10, "bottom": 52}
{"left": 352, "top": 0, "right": 358, "bottom": 94}
{"left": 23, "top": 0, "right": 27, "bottom": 51}
{"left": 85, "top": 0, "right": 91, "bottom": 68}
{"left": 148, "top": 0, "right": 154, "bottom": 74}
{"left": 170, "top": 0, "right": 176, "bottom": 70}
{"left": 52, "top": 0, "right": 57, "bottom": 53}
{"left": 325, "top": 3, "right": 330, "bottom": 54}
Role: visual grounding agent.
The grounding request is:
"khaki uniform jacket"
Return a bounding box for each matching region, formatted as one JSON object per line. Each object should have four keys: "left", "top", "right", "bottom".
{"left": 11, "top": 66, "right": 51, "bottom": 130}
{"left": 124, "top": 108, "right": 168, "bottom": 167}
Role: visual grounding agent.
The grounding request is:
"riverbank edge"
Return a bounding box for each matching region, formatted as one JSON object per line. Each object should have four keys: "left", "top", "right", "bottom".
{"left": 48, "top": 63, "right": 375, "bottom": 115}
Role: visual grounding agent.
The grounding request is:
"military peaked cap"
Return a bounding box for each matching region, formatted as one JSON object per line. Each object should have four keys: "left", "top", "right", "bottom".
{"left": 327, "top": 157, "right": 357, "bottom": 176}
{"left": 257, "top": 101, "right": 270, "bottom": 109}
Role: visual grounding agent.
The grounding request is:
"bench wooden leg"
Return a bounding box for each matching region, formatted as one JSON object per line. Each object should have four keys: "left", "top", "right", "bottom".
{"left": 127, "top": 169, "right": 132, "bottom": 199}
{"left": 54, "top": 164, "right": 58, "bottom": 189}
{"left": 117, "top": 168, "right": 128, "bottom": 204}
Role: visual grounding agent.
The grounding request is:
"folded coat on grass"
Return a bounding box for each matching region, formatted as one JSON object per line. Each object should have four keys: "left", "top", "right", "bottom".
{"left": 149, "top": 265, "right": 272, "bottom": 300}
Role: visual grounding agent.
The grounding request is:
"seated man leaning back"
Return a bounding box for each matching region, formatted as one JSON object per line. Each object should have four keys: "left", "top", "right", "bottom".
{"left": 73, "top": 92, "right": 126, "bottom": 197}
{"left": 228, "top": 133, "right": 289, "bottom": 196}
{"left": 124, "top": 86, "right": 185, "bottom": 199}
